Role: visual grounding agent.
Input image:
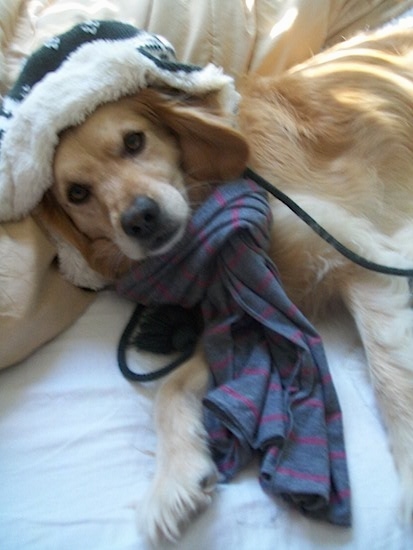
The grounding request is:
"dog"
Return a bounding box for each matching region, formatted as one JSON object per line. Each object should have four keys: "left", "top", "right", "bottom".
{"left": 35, "top": 26, "right": 413, "bottom": 541}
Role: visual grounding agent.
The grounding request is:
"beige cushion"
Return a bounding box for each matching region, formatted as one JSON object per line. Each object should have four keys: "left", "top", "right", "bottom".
{"left": 0, "top": 217, "right": 95, "bottom": 368}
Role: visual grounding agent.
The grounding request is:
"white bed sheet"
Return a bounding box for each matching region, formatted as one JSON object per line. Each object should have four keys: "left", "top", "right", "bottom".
{"left": 1, "top": 290, "right": 413, "bottom": 550}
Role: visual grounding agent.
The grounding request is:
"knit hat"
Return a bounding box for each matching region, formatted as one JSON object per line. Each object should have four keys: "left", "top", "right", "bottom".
{"left": 0, "top": 20, "right": 240, "bottom": 288}
{"left": 0, "top": 20, "right": 239, "bottom": 221}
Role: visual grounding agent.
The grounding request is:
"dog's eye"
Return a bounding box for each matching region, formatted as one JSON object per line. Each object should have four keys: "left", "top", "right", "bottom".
{"left": 123, "top": 131, "right": 145, "bottom": 155}
{"left": 67, "top": 183, "right": 91, "bottom": 204}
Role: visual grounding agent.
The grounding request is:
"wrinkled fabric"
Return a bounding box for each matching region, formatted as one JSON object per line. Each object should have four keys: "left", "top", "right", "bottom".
{"left": 117, "top": 179, "right": 351, "bottom": 526}
{"left": 4, "top": 1, "right": 413, "bottom": 90}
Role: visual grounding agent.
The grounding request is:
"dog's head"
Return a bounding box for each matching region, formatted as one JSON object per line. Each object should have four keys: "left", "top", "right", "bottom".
{"left": 38, "top": 89, "right": 249, "bottom": 280}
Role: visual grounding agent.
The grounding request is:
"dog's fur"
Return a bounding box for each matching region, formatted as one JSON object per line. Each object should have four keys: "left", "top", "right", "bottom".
{"left": 36, "top": 27, "right": 413, "bottom": 541}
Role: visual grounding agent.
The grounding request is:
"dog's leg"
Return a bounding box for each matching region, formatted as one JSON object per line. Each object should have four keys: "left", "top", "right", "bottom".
{"left": 342, "top": 270, "right": 413, "bottom": 519}
{"left": 142, "top": 347, "right": 217, "bottom": 542}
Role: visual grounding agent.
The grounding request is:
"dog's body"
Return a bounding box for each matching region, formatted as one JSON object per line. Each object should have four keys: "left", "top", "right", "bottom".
{"left": 36, "top": 27, "right": 413, "bottom": 541}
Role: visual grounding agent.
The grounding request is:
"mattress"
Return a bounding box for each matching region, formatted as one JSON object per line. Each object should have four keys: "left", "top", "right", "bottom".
{"left": 1, "top": 290, "right": 412, "bottom": 549}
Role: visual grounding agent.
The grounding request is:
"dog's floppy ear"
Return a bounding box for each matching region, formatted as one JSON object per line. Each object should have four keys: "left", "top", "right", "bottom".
{"left": 133, "top": 89, "right": 249, "bottom": 181}
{"left": 34, "top": 192, "right": 131, "bottom": 281}
{"left": 35, "top": 191, "right": 92, "bottom": 257}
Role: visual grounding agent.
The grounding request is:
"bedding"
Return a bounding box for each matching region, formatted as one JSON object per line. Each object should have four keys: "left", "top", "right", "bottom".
{"left": 1, "top": 292, "right": 411, "bottom": 549}
{"left": 2, "top": 1, "right": 413, "bottom": 549}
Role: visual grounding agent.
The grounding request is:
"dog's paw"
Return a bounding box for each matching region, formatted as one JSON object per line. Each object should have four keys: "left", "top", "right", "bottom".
{"left": 141, "top": 452, "right": 218, "bottom": 543}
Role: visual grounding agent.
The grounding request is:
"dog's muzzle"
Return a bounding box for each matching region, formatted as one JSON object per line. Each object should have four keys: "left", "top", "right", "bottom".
{"left": 121, "top": 195, "right": 183, "bottom": 254}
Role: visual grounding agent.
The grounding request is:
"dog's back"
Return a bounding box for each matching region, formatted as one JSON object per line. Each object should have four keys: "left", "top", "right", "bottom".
{"left": 240, "top": 27, "right": 413, "bottom": 310}
{"left": 240, "top": 27, "right": 413, "bottom": 520}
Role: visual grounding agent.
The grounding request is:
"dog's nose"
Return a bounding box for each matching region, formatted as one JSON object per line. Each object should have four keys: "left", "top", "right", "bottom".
{"left": 121, "top": 196, "right": 160, "bottom": 239}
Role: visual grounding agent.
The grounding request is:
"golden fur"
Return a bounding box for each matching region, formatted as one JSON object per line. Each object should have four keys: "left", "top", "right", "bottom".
{"left": 39, "top": 91, "right": 248, "bottom": 280}
{"left": 36, "top": 27, "right": 413, "bottom": 542}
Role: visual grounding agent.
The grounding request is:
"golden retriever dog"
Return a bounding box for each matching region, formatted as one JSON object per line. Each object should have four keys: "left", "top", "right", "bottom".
{"left": 36, "top": 27, "right": 413, "bottom": 541}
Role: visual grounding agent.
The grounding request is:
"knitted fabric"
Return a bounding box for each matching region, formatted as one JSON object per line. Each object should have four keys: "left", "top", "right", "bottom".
{"left": 117, "top": 179, "right": 351, "bottom": 526}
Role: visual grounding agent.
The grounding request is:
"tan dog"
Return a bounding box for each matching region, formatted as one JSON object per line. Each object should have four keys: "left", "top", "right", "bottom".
{"left": 36, "top": 27, "right": 413, "bottom": 541}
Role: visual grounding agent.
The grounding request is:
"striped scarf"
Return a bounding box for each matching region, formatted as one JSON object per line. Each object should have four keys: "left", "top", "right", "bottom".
{"left": 117, "top": 179, "right": 351, "bottom": 526}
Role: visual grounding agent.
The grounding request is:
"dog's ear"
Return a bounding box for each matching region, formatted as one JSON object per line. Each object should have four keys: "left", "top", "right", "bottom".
{"left": 156, "top": 104, "right": 250, "bottom": 181}
{"left": 34, "top": 192, "right": 131, "bottom": 280}
{"left": 35, "top": 191, "right": 92, "bottom": 256}
{"left": 133, "top": 90, "right": 249, "bottom": 181}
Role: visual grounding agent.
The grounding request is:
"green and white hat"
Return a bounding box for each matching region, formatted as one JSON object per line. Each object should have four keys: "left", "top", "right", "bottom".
{"left": 0, "top": 19, "right": 239, "bottom": 222}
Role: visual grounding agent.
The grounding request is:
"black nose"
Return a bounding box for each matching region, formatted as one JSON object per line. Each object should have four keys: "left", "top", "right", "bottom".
{"left": 121, "top": 196, "right": 160, "bottom": 239}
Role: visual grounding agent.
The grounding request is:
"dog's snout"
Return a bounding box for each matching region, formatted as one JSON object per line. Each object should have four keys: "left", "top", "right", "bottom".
{"left": 121, "top": 196, "right": 160, "bottom": 239}
{"left": 120, "top": 193, "right": 187, "bottom": 256}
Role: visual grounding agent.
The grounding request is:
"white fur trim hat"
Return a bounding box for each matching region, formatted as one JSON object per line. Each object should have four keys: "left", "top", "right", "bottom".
{"left": 0, "top": 19, "right": 239, "bottom": 223}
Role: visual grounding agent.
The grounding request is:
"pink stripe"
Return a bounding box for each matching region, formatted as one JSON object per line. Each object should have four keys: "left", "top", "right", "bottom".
{"left": 214, "top": 189, "right": 227, "bottom": 207}
{"left": 277, "top": 466, "right": 329, "bottom": 484}
{"left": 292, "top": 365, "right": 317, "bottom": 379}
{"left": 227, "top": 242, "right": 247, "bottom": 271}
{"left": 211, "top": 354, "right": 232, "bottom": 372}
{"left": 181, "top": 265, "right": 195, "bottom": 282}
{"left": 290, "top": 329, "right": 304, "bottom": 345}
{"left": 261, "top": 304, "right": 274, "bottom": 320}
{"left": 209, "top": 323, "right": 229, "bottom": 336}
{"left": 305, "top": 398, "right": 324, "bottom": 409}
{"left": 287, "top": 303, "right": 300, "bottom": 317}
{"left": 268, "top": 446, "right": 280, "bottom": 458}
{"left": 290, "top": 432, "right": 327, "bottom": 446}
{"left": 242, "top": 367, "right": 269, "bottom": 377}
{"left": 308, "top": 335, "right": 322, "bottom": 346}
{"left": 322, "top": 373, "right": 333, "bottom": 384}
{"left": 327, "top": 412, "right": 343, "bottom": 423}
{"left": 231, "top": 204, "right": 240, "bottom": 229}
{"left": 199, "top": 228, "right": 215, "bottom": 255}
{"left": 219, "top": 458, "right": 236, "bottom": 473}
{"left": 208, "top": 427, "right": 228, "bottom": 439}
{"left": 330, "top": 450, "right": 346, "bottom": 460}
{"left": 256, "top": 270, "right": 273, "bottom": 294}
{"left": 245, "top": 178, "right": 257, "bottom": 191}
{"left": 221, "top": 385, "right": 260, "bottom": 420}
{"left": 147, "top": 278, "right": 174, "bottom": 301}
{"left": 262, "top": 412, "right": 289, "bottom": 424}
{"left": 330, "top": 488, "right": 351, "bottom": 503}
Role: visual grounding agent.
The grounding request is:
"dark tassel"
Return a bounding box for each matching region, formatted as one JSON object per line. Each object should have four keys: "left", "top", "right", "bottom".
{"left": 133, "top": 304, "right": 203, "bottom": 354}
{"left": 117, "top": 303, "right": 203, "bottom": 382}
